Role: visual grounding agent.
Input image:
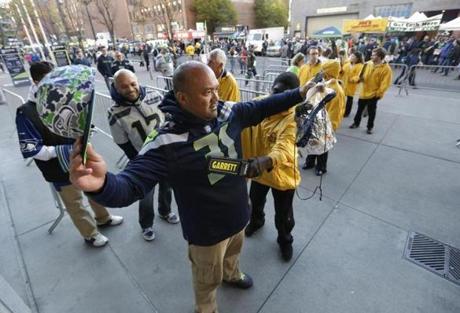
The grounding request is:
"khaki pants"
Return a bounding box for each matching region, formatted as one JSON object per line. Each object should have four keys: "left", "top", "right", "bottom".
{"left": 188, "top": 230, "right": 244, "bottom": 313}
{"left": 57, "top": 184, "right": 110, "bottom": 238}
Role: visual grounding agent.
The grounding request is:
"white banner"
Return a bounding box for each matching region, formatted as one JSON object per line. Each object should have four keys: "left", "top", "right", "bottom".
{"left": 388, "top": 14, "right": 443, "bottom": 32}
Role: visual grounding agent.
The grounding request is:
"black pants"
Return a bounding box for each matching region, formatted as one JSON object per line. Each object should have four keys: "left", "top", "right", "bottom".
{"left": 353, "top": 98, "right": 378, "bottom": 130}
{"left": 249, "top": 181, "right": 295, "bottom": 246}
{"left": 305, "top": 152, "right": 328, "bottom": 171}
{"left": 138, "top": 179, "right": 172, "bottom": 229}
{"left": 344, "top": 96, "right": 354, "bottom": 117}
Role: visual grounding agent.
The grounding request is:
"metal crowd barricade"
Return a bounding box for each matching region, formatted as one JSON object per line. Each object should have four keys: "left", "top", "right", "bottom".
{"left": 389, "top": 63, "right": 410, "bottom": 96}
{"left": 235, "top": 77, "right": 273, "bottom": 93}
{"left": 239, "top": 88, "right": 268, "bottom": 102}
{"left": 155, "top": 76, "right": 173, "bottom": 91}
{"left": 405, "top": 65, "right": 460, "bottom": 93}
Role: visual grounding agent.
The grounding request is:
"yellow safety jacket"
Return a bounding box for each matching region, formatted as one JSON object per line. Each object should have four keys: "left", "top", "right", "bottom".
{"left": 218, "top": 71, "right": 240, "bottom": 102}
{"left": 339, "top": 60, "right": 350, "bottom": 83}
{"left": 241, "top": 105, "right": 300, "bottom": 191}
{"left": 344, "top": 63, "right": 364, "bottom": 97}
{"left": 360, "top": 62, "right": 392, "bottom": 99}
{"left": 299, "top": 61, "right": 322, "bottom": 86}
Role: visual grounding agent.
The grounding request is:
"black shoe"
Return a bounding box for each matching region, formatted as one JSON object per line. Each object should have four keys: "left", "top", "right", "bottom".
{"left": 315, "top": 168, "right": 327, "bottom": 176}
{"left": 349, "top": 123, "right": 359, "bottom": 129}
{"left": 280, "top": 243, "right": 293, "bottom": 261}
{"left": 245, "top": 222, "right": 264, "bottom": 237}
{"left": 366, "top": 128, "right": 373, "bottom": 134}
{"left": 224, "top": 272, "right": 253, "bottom": 289}
{"left": 302, "top": 162, "right": 315, "bottom": 170}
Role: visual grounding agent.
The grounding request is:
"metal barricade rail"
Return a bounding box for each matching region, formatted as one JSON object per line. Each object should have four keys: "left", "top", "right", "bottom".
{"left": 239, "top": 88, "right": 268, "bottom": 102}
{"left": 405, "top": 65, "right": 460, "bottom": 93}
{"left": 389, "top": 63, "right": 410, "bottom": 96}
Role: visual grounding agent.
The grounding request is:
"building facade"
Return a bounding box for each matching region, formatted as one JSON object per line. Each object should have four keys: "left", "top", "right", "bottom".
{"left": 290, "top": 0, "right": 460, "bottom": 37}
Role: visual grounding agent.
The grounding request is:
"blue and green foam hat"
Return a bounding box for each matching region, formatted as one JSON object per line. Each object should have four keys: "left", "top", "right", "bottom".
{"left": 37, "top": 65, "right": 96, "bottom": 139}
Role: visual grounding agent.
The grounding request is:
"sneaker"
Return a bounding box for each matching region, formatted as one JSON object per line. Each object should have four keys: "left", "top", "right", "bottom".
{"left": 84, "top": 232, "right": 108, "bottom": 247}
{"left": 142, "top": 227, "right": 156, "bottom": 241}
{"left": 366, "top": 128, "right": 373, "bottom": 134}
{"left": 245, "top": 222, "right": 264, "bottom": 237}
{"left": 280, "top": 243, "right": 293, "bottom": 261}
{"left": 160, "top": 212, "right": 180, "bottom": 224}
{"left": 97, "top": 215, "right": 124, "bottom": 227}
{"left": 224, "top": 272, "right": 253, "bottom": 289}
{"left": 349, "top": 123, "right": 359, "bottom": 129}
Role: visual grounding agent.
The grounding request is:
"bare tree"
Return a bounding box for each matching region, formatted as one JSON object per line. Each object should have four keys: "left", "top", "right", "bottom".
{"left": 62, "top": 0, "right": 85, "bottom": 48}
{"left": 139, "top": 0, "right": 182, "bottom": 42}
{"left": 92, "top": 0, "right": 117, "bottom": 45}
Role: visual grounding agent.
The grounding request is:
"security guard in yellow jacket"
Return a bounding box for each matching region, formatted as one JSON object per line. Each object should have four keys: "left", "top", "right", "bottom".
{"left": 303, "top": 60, "right": 345, "bottom": 175}
{"left": 207, "top": 48, "right": 241, "bottom": 101}
{"left": 299, "top": 46, "right": 322, "bottom": 86}
{"left": 350, "top": 48, "right": 392, "bottom": 134}
{"left": 241, "top": 72, "right": 301, "bottom": 262}
{"left": 343, "top": 51, "right": 364, "bottom": 117}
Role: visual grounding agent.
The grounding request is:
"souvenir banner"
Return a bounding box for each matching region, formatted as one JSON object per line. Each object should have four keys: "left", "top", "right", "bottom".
{"left": 388, "top": 14, "right": 443, "bottom": 32}
{"left": 343, "top": 18, "right": 388, "bottom": 33}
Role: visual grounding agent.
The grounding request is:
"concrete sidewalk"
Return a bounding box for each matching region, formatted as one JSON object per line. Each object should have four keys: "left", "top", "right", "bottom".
{"left": 0, "top": 71, "right": 459, "bottom": 313}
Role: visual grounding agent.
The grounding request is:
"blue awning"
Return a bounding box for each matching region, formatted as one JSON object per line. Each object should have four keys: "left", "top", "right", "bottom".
{"left": 313, "top": 26, "right": 342, "bottom": 38}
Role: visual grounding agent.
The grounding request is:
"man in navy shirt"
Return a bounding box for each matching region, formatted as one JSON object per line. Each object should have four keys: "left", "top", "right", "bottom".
{"left": 69, "top": 61, "right": 312, "bottom": 313}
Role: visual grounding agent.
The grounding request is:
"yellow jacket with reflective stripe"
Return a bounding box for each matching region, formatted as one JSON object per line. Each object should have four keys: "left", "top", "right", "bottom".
{"left": 218, "top": 72, "right": 240, "bottom": 102}
{"left": 344, "top": 63, "right": 364, "bottom": 97}
{"left": 339, "top": 60, "right": 350, "bottom": 83}
{"left": 241, "top": 103, "right": 300, "bottom": 190}
{"left": 299, "top": 61, "right": 322, "bottom": 86}
{"left": 325, "top": 79, "right": 346, "bottom": 131}
{"left": 360, "top": 62, "right": 392, "bottom": 99}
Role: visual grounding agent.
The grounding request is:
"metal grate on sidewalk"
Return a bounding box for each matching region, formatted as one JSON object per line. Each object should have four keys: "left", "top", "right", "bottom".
{"left": 404, "top": 232, "right": 460, "bottom": 286}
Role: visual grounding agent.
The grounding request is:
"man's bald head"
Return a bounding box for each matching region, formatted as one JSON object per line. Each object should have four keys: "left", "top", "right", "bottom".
{"left": 113, "top": 69, "right": 140, "bottom": 102}
{"left": 172, "top": 61, "right": 220, "bottom": 121}
{"left": 113, "top": 69, "right": 137, "bottom": 87}
{"left": 173, "top": 61, "right": 215, "bottom": 94}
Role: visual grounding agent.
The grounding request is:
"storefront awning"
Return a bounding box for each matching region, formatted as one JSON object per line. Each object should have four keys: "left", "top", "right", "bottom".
{"left": 312, "top": 26, "right": 342, "bottom": 38}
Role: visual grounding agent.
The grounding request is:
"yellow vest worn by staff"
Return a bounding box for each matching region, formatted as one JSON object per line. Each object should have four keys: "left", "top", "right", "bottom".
{"left": 217, "top": 71, "right": 240, "bottom": 102}
{"left": 241, "top": 104, "right": 300, "bottom": 191}
{"left": 359, "top": 62, "right": 392, "bottom": 100}
{"left": 344, "top": 63, "right": 364, "bottom": 97}
{"left": 298, "top": 61, "right": 322, "bottom": 86}
{"left": 339, "top": 60, "right": 350, "bottom": 83}
{"left": 325, "top": 80, "right": 346, "bottom": 131}
{"left": 321, "top": 60, "right": 346, "bottom": 131}
{"left": 185, "top": 45, "right": 195, "bottom": 56}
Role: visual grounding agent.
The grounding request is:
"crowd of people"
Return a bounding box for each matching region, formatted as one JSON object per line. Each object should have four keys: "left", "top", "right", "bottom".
{"left": 10, "top": 28, "right": 459, "bottom": 313}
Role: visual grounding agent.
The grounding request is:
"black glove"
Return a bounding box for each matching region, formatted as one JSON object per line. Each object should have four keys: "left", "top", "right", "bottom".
{"left": 246, "top": 156, "right": 273, "bottom": 178}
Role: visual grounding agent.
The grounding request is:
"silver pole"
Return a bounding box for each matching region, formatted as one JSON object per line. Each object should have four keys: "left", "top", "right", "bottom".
{"left": 29, "top": 0, "right": 57, "bottom": 64}
{"left": 11, "top": 3, "right": 36, "bottom": 53}
{"left": 20, "top": 0, "right": 45, "bottom": 59}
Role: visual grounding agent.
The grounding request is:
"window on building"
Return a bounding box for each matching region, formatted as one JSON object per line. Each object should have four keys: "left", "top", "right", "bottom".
{"left": 374, "top": 4, "right": 412, "bottom": 18}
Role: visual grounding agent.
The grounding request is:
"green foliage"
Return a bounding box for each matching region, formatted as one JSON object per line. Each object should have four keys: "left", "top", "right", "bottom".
{"left": 193, "top": 0, "right": 237, "bottom": 33}
{"left": 254, "top": 0, "right": 288, "bottom": 28}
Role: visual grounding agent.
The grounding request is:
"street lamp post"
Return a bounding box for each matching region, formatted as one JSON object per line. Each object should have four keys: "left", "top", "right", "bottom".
{"left": 82, "top": 0, "right": 96, "bottom": 40}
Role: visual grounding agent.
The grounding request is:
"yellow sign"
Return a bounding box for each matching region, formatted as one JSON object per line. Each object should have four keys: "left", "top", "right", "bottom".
{"left": 343, "top": 18, "right": 388, "bottom": 33}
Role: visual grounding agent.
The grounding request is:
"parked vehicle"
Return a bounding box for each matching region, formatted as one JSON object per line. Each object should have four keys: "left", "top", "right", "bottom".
{"left": 247, "top": 27, "right": 284, "bottom": 55}
{"left": 266, "top": 40, "right": 283, "bottom": 57}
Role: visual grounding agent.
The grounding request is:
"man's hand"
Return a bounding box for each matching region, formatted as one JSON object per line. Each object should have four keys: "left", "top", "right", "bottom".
{"left": 69, "top": 138, "right": 107, "bottom": 193}
{"left": 246, "top": 156, "right": 273, "bottom": 178}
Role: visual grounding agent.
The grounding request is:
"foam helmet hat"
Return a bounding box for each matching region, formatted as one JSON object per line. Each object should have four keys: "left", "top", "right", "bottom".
{"left": 36, "top": 65, "right": 96, "bottom": 139}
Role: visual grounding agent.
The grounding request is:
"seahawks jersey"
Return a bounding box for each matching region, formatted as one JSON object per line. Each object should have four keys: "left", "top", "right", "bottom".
{"left": 108, "top": 88, "right": 164, "bottom": 151}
